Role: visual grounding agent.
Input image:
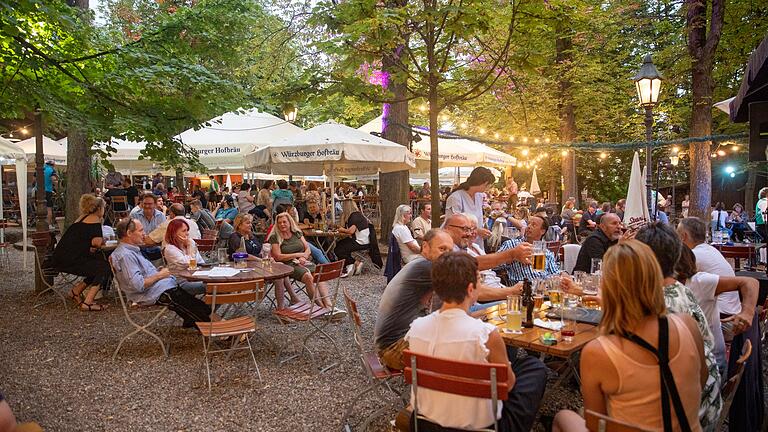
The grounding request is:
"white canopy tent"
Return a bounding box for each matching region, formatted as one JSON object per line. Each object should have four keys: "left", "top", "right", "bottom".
{"left": 16, "top": 136, "right": 67, "bottom": 165}
{"left": 358, "top": 115, "right": 516, "bottom": 168}
{"left": 409, "top": 166, "right": 502, "bottom": 186}
{"left": 0, "top": 138, "right": 28, "bottom": 267}
{"left": 175, "top": 108, "right": 303, "bottom": 172}
{"left": 244, "top": 122, "right": 416, "bottom": 219}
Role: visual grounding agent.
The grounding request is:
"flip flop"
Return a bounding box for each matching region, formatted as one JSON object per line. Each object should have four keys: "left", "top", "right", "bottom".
{"left": 79, "top": 302, "right": 109, "bottom": 312}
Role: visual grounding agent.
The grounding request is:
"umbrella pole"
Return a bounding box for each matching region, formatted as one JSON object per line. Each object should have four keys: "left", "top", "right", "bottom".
{"left": 330, "top": 163, "right": 335, "bottom": 224}
{"left": 0, "top": 165, "right": 4, "bottom": 244}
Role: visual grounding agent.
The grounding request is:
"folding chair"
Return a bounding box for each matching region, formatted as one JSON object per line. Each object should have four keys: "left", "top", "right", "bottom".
{"left": 715, "top": 339, "right": 752, "bottom": 430}
{"left": 109, "top": 196, "right": 130, "bottom": 219}
{"left": 351, "top": 250, "right": 380, "bottom": 275}
{"left": 31, "top": 232, "right": 80, "bottom": 310}
{"left": 273, "top": 260, "right": 344, "bottom": 372}
{"left": 194, "top": 237, "right": 216, "bottom": 262}
{"left": 403, "top": 349, "right": 509, "bottom": 432}
{"left": 584, "top": 410, "right": 653, "bottom": 432}
{"left": 341, "top": 286, "right": 404, "bottom": 432}
{"left": 201, "top": 228, "right": 218, "bottom": 240}
{"left": 196, "top": 279, "right": 264, "bottom": 391}
{"left": 109, "top": 259, "right": 171, "bottom": 360}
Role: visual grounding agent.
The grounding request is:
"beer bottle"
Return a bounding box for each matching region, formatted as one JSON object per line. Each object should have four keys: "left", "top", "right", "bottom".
{"left": 522, "top": 278, "right": 534, "bottom": 328}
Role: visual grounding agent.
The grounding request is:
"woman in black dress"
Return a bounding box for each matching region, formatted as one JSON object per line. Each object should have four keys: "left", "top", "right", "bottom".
{"left": 53, "top": 194, "right": 112, "bottom": 311}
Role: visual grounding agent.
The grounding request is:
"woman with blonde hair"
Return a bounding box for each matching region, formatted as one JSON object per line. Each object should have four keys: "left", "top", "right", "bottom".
{"left": 335, "top": 199, "right": 372, "bottom": 276}
{"left": 553, "top": 240, "right": 706, "bottom": 432}
{"left": 269, "top": 212, "right": 335, "bottom": 310}
{"left": 52, "top": 194, "right": 112, "bottom": 311}
{"left": 391, "top": 204, "right": 420, "bottom": 263}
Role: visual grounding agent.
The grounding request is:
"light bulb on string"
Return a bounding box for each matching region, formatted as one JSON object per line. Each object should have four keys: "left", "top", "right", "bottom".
{"left": 545, "top": 138, "right": 551, "bottom": 143}
{"left": 494, "top": 132, "right": 500, "bottom": 139}
{"left": 561, "top": 150, "right": 568, "bottom": 157}
{"left": 419, "top": 105, "right": 427, "bottom": 112}
{"left": 509, "top": 136, "right": 515, "bottom": 142}
{"left": 20, "top": 127, "right": 28, "bottom": 135}
{"left": 731, "top": 145, "right": 739, "bottom": 152}
{"left": 534, "top": 138, "right": 540, "bottom": 144}
{"left": 522, "top": 137, "right": 528, "bottom": 143}
{"left": 521, "top": 148, "right": 529, "bottom": 156}
{"left": 671, "top": 146, "right": 679, "bottom": 153}
{"left": 716, "top": 149, "right": 726, "bottom": 157}
{"left": 600, "top": 152, "right": 608, "bottom": 159}
{"left": 710, "top": 153, "right": 717, "bottom": 158}
{"left": 460, "top": 122, "right": 468, "bottom": 129}
{"left": 479, "top": 128, "right": 486, "bottom": 135}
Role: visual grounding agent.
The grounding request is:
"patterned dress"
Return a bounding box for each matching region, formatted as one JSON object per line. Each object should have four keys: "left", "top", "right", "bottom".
{"left": 663, "top": 282, "right": 722, "bottom": 432}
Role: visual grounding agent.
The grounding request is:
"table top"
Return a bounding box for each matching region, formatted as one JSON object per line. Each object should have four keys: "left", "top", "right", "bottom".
{"left": 301, "top": 229, "right": 348, "bottom": 239}
{"left": 472, "top": 303, "right": 600, "bottom": 358}
{"left": 712, "top": 242, "right": 765, "bottom": 249}
{"left": 177, "top": 261, "right": 293, "bottom": 283}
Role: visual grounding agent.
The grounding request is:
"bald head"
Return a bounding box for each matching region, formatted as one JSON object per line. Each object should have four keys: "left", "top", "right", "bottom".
{"left": 421, "top": 229, "right": 454, "bottom": 261}
{"left": 444, "top": 213, "right": 473, "bottom": 248}
{"left": 598, "top": 212, "right": 622, "bottom": 240}
{"left": 169, "top": 203, "right": 185, "bottom": 217}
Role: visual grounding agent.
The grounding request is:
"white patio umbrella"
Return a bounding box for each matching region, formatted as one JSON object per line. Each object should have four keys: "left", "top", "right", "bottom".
{"left": 244, "top": 121, "right": 416, "bottom": 220}
{"left": 0, "top": 138, "right": 28, "bottom": 267}
{"left": 623, "top": 151, "right": 650, "bottom": 228}
{"left": 530, "top": 168, "right": 541, "bottom": 195}
{"left": 225, "top": 172, "right": 232, "bottom": 190}
{"left": 15, "top": 136, "right": 67, "bottom": 165}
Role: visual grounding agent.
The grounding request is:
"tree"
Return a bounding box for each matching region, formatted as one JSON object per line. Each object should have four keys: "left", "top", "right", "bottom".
{"left": 685, "top": 0, "right": 724, "bottom": 219}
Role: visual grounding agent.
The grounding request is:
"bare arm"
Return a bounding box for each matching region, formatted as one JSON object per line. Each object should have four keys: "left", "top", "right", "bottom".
{"left": 476, "top": 282, "right": 522, "bottom": 301}
{"left": 405, "top": 240, "right": 421, "bottom": 253}
{"left": 717, "top": 276, "right": 758, "bottom": 332}
{"left": 580, "top": 341, "right": 610, "bottom": 415}
{"left": 475, "top": 243, "right": 532, "bottom": 271}
{"left": 485, "top": 329, "right": 516, "bottom": 389}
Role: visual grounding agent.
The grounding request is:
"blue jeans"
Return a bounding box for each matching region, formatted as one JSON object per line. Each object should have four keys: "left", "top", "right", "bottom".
{"left": 309, "top": 243, "right": 329, "bottom": 264}
{"left": 179, "top": 280, "right": 205, "bottom": 296}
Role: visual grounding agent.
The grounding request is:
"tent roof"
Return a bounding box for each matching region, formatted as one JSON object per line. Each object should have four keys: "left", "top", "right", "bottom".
{"left": 175, "top": 108, "right": 302, "bottom": 147}
{"left": 730, "top": 33, "right": 768, "bottom": 123}
{"left": 0, "top": 137, "right": 26, "bottom": 160}
{"left": 15, "top": 136, "right": 67, "bottom": 164}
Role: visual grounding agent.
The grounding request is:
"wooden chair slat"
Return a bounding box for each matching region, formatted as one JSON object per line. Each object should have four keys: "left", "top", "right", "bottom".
{"left": 404, "top": 369, "right": 509, "bottom": 400}
{"left": 403, "top": 350, "right": 509, "bottom": 382}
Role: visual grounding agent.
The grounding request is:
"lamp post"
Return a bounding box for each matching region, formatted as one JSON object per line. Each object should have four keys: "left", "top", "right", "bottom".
{"left": 670, "top": 153, "right": 679, "bottom": 222}
{"left": 633, "top": 54, "right": 663, "bottom": 221}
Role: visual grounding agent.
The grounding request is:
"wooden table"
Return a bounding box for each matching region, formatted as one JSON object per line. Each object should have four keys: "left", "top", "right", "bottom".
{"left": 302, "top": 229, "right": 348, "bottom": 257}
{"left": 177, "top": 261, "right": 293, "bottom": 283}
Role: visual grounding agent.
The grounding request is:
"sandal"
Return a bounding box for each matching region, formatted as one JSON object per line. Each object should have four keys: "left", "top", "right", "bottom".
{"left": 79, "top": 302, "right": 109, "bottom": 312}
{"left": 67, "top": 289, "right": 84, "bottom": 306}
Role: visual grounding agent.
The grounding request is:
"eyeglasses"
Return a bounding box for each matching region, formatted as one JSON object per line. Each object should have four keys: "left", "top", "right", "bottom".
{"left": 448, "top": 224, "right": 475, "bottom": 233}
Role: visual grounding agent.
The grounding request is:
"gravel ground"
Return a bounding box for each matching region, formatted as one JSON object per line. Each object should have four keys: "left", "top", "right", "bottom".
{"left": 0, "top": 244, "right": 764, "bottom": 432}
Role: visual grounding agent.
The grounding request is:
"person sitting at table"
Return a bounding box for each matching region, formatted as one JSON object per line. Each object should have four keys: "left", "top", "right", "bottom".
{"left": 443, "top": 213, "right": 532, "bottom": 274}
{"left": 572, "top": 212, "right": 622, "bottom": 274}
{"left": 112, "top": 218, "right": 213, "bottom": 329}
{"left": 271, "top": 179, "right": 294, "bottom": 215}
{"left": 406, "top": 251, "right": 547, "bottom": 432}
{"left": 213, "top": 195, "right": 238, "bottom": 224}
{"left": 577, "top": 201, "right": 600, "bottom": 237}
{"left": 335, "top": 199, "right": 373, "bottom": 277}
{"left": 727, "top": 203, "right": 747, "bottom": 242}
{"left": 674, "top": 245, "right": 757, "bottom": 376}
{"left": 634, "top": 222, "right": 722, "bottom": 429}
{"left": 156, "top": 195, "right": 168, "bottom": 216}
{"left": 274, "top": 203, "right": 329, "bottom": 265}
{"left": 147, "top": 203, "right": 201, "bottom": 245}
{"left": 552, "top": 240, "right": 706, "bottom": 432}
{"left": 129, "top": 192, "right": 167, "bottom": 260}
{"left": 189, "top": 199, "right": 216, "bottom": 232}
{"left": 411, "top": 203, "right": 431, "bottom": 242}
{"left": 161, "top": 219, "right": 206, "bottom": 296}
{"left": 496, "top": 214, "right": 560, "bottom": 283}
{"left": 392, "top": 204, "right": 421, "bottom": 264}
{"left": 237, "top": 183, "right": 256, "bottom": 215}
{"left": 301, "top": 200, "right": 325, "bottom": 226}
{"left": 710, "top": 201, "right": 729, "bottom": 238}
{"left": 227, "top": 213, "right": 263, "bottom": 259}
{"left": 268, "top": 212, "right": 337, "bottom": 311}
{"left": 53, "top": 194, "right": 112, "bottom": 311}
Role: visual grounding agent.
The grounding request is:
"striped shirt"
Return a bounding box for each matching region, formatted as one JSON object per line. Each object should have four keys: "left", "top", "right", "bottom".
{"left": 496, "top": 239, "right": 559, "bottom": 283}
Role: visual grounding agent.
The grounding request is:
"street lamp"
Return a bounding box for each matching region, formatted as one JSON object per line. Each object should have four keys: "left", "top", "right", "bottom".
{"left": 670, "top": 153, "right": 679, "bottom": 221}
{"left": 282, "top": 103, "right": 298, "bottom": 123}
{"left": 633, "top": 54, "right": 663, "bottom": 221}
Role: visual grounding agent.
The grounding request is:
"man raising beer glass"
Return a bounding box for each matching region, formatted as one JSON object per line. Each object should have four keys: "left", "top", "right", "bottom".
{"left": 497, "top": 215, "right": 560, "bottom": 283}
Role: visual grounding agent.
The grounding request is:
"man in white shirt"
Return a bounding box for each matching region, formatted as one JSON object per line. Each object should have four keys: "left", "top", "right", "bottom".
{"left": 677, "top": 217, "right": 739, "bottom": 315}
{"left": 148, "top": 203, "right": 201, "bottom": 245}
{"left": 405, "top": 251, "right": 546, "bottom": 431}
{"left": 411, "top": 203, "right": 432, "bottom": 242}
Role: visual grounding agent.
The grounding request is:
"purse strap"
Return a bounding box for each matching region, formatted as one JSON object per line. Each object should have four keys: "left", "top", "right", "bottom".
{"left": 624, "top": 316, "right": 692, "bottom": 432}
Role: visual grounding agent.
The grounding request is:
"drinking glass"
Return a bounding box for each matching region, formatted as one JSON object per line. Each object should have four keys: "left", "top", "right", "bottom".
{"left": 505, "top": 295, "right": 523, "bottom": 334}
{"left": 563, "top": 293, "right": 580, "bottom": 308}
{"left": 532, "top": 240, "right": 547, "bottom": 271}
{"left": 217, "top": 248, "right": 229, "bottom": 265}
{"left": 590, "top": 258, "right": 602, "bottom": 275}
{"left": 188, "top": 256, "right": 198, "bottom": 270}
{"left": 561, "top": 316, "right": 577, "bottom": 343}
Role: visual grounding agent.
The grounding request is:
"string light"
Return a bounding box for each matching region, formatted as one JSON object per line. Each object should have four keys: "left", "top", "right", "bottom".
{"left": 599, "top": 152, "right": 608, "bottom": 159}
{"left": 493, "top": 132, "right": 500, "bottom": 139}
{"left": 671, "top": 146, "right": 679, "bottom": 153}
{"left": 419, "top": 105, "right": 427, "bottom": 112}
{"left": 731, "top": 145, "right": 739, "bottom": 151}
{"left": 716, "top": 149, "right": 726, "bottom": 157}
{"left": 522, "top": 137, "right": 528, "bottom": 143}
{"left": 545, "top": 138, "right": 551, "bottom": 143}
{"left": 478, "top": 128, "right": 486, "bottom": 135}
{"left": 508, "top": 136, "right": 515, "bottom": 142}
{"left": 460, "top": 122, "right": 468, "bottom": 129}
{"left": 561, "top": 150, "right": 568, "bottom": 156}
{"left": 534, "top": 138, "right": 540, "bottom": 144}
{"left": 521, "top": 148, "right": 529, "bottom": 156}
{"left": 20, "top": 127, "right": 28, "bottom": 135}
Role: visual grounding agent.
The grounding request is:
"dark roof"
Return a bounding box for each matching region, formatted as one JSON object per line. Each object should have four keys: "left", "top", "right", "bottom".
{"left": 730, "top": 33, "right": 768, "bottom": 123}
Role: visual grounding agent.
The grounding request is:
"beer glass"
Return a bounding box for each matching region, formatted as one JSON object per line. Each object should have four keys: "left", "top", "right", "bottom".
{"left": 532, "top": 241, "right": 546, "bottom": 271}
{"left": 217, "top": 248, "right": 229, "bottom": 265}
{"left": 188, "top": 256, "right": 197, "bottom": 270}
{"left": 505, "top": 295, "right": 523, "bottom": 334}
{"left": 591, "top": 258, "right": 602, "bottom": 275}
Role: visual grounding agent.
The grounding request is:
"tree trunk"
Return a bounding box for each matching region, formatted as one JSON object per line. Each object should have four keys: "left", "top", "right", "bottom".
{"left": 378, "top": 23, "right": 410, "bottom": 238}
{"left": 745, "top": 166, "right": 757, "bottom": 214}
{"left": 64, "top": 129, "right": 92, "bottom": 227}
{"left": 685, "top": 0, "right": 724, "bottom": 219}
{"left": 175, "top": 168, "right": 185, "bottom": 195}
{"left": 555, "top": 17, "right": 578, "bottom": 207}
{"left": 64, "top": 0, "right": 91, "bottom": 228}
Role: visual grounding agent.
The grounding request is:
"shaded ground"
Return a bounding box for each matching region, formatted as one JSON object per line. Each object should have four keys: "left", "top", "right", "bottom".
{"left": 0, "top": 245, "right": 763, "bottom": 431}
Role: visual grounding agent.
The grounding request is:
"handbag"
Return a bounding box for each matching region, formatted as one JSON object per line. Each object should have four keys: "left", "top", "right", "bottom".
{"left": 624, "top": 316, "right": 693, "bottom": 432}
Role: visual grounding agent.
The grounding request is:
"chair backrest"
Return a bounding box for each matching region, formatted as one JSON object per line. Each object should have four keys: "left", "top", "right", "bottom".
{"left": 562, "top": 243, "right": 581, "bottom": 274}
{"left": 716, "top": 339, "right": 752, "bottom": 429}
{"left": 204, "top": 279, "right": 265, "bottom": 309}
{"left": 202, "top": 228, "right": 218, "bottom": 240}
{"left": 108, "top": 257, "right": 134, "bottom": 317}
{"left": 194, "top": 238, "right": 216, "bottom": 252}
{"left": 403, "top": 350, "right": 509, "bottom": 432}
{"left": 313, "top": 260, "right": 345, "bottom": 284}
{"left": 111, "top": 196, "right": 128, "bottom": 204}
{"left": 342, "top": 286, "right": 364, "bottom": 353}
{"left": 584, "top": 410, "right": 653, "bottom": 432}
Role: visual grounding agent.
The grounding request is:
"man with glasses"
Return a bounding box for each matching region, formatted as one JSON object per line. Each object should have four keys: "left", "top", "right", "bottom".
{"left": 129, "top": 192, "right": 166, "bottom": 260}
{"left": 444, "top": 213, "right": 531, "bottom": 271}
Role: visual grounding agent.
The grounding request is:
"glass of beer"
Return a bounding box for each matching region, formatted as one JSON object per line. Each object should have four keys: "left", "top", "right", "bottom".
{"left": 532, "top": 241, "right": 547, "bottom": 271}
{"left": 591, "top": 258, "right": 602, "bottom": 275}
{"left": 188, "top": 256, "right": 197, "bottom": 270}
{"left": 533, "top": 295, "right": 544, "bottom": 312}
{"left": 547, "top": 279, "right": 563, "bottom": 309}
{"left": 505, "top": 295, "right": 523, "bottom": 334}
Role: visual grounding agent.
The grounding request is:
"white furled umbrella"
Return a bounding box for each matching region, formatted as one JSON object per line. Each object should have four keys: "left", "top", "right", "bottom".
{"left": 244, "top": 121, "right": 416, "bottom": 220}
{"left": 15, "top": 136, "right": 67, "bottom": 165}
{"left": 225, "top": 172, "right": 232, "bottom": 190}
{"left": 714, "top": 97, "right": 735, "bottom": 115}
{"left": 530, "top": 168, "right": 541, "bottom": 195}
{"left": 0, "top": 138, "right": 28, "bottom": 267}
{"left": 624, "top": 152, "right": 650, "bottom": 229}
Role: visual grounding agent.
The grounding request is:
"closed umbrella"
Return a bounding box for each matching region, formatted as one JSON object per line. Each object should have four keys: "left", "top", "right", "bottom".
{"left": 225, "top": 172, "right": 232, "bottom": 190}
{"left": 530, "top": 168, "right": 541, "bottom": 195}
{"left": 623, "top": 152, "right": 650, "bottom": 229}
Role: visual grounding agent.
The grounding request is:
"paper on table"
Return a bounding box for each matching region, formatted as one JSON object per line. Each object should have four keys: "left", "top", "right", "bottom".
{"left": 534, "top": 319, "right": 564, "bottom": 331}
{"left": 207, "top": 267, "right": 241, "bottom": 277}
{"left": 192, "top": 270, "right": 211, "bottom": 276}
